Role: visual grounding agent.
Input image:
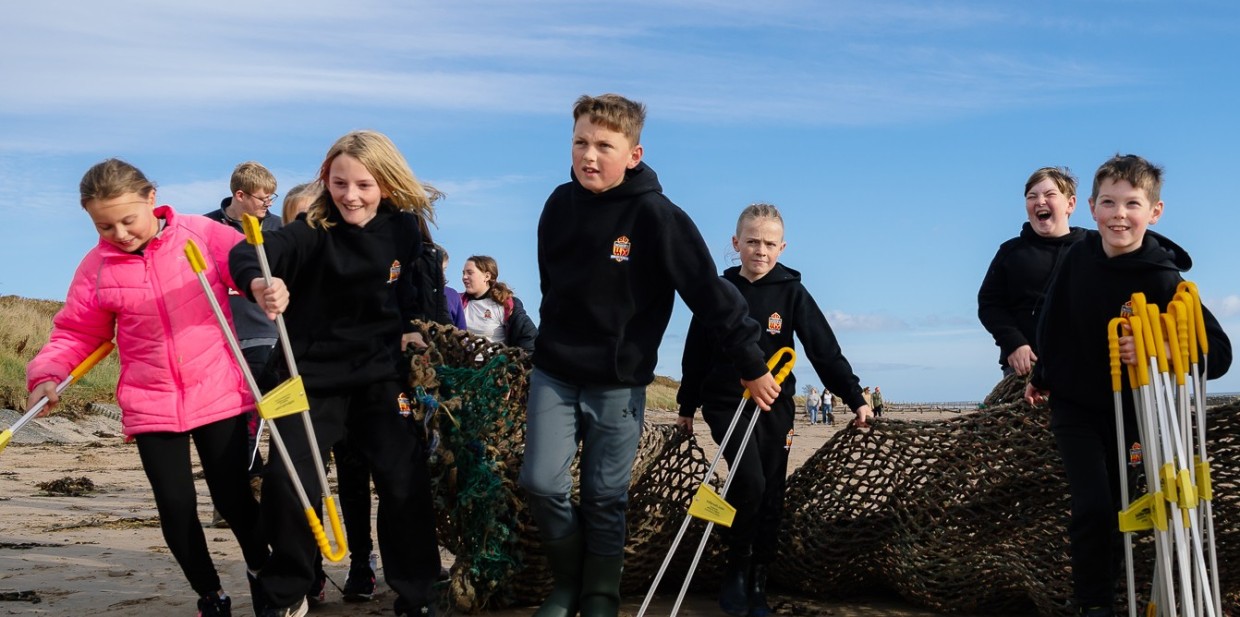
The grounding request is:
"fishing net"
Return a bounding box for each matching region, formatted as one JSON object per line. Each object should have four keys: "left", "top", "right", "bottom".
{"left": 407, "top": 324, "right": 1239, "bottom": 615}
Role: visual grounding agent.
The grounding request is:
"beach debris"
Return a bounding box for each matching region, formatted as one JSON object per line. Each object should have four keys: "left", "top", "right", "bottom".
{"left": 0, "top": 590, "right": 41, "bottom": 603}
{"left": 36, "top": 476, "right": 96, "bottom": 496}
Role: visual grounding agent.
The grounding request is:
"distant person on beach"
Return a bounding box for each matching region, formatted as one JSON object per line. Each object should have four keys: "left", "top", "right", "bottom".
{"left": 871, "top": 386, "right": 884, "bottom": 418}
{"left": 1025, "top": 154, "right": 1231, "bottom": 616}
{"left": 806, "top": 386, "right": 821, "bottom": 424}
{"left": 519, "top": 93, "right": 780, "bottom": 617}
{"left": 205, "top": 161, "right": 282, "bottom": 527}
{"left": 231, "top": 130, "right": 443, "bottom": 617}
{"left": 677, "top": 202, "right": 871, "bottom": 617}
{"left": 460, "top": 255, "right": 537, "bottom": 352}
{"left": 979, "top": 167, "right": 1087, "bottom": 377}
{"left": 27, "top": 158, "right": 269, "bottom": 617}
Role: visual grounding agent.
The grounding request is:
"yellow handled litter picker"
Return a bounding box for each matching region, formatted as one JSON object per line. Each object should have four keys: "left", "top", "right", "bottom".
{"left": 185, "top": 237, "right": 347, "bottom": 563}
{"left": 0, "top": 341, "right": 115, "bottom": 455}
{"left": 637, "top": 347, "right": 796, "bottom": 617}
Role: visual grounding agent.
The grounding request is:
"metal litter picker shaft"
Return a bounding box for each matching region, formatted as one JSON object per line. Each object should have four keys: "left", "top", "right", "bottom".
{"left": 638, "top": 347, "right": 797, "bottom": 617}
{"left": 185, "top": 238, "right": 347, "bottom": 562}
{"left": 0, "top": 341, "right": 115, "bottom": 456}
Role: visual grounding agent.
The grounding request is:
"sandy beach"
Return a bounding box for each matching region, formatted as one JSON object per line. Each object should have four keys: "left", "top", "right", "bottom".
{"left": 0, "top": 405, "right": 984, "bottom": 616}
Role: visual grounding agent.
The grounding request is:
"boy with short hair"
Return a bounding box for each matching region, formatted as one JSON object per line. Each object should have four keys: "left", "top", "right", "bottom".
{"left": 1026, "top": 154, "right": 1231, "bottom": 616}
{"left": 205, "top": 162, "right": 282, "bottom": 518}
{"left": 978, "top": 166, "right": 1087, "bottom": 376}
{"left": 519, "top": 93, "right": 779, "bottom": 617}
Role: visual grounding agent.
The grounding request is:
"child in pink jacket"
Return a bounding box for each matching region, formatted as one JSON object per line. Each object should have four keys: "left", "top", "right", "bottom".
{"left": 26, "top": 158, "right": 275, "bottom": 617}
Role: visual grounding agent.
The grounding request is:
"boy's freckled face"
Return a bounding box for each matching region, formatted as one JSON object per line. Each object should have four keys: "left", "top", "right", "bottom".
{"left": 1024, "top": 178, "right": 1076, "bottom": 238}
{"left": 572, "top": 116, "right": 642, "bottom": 194}
{"left": 1089, "top": 178, "right": 1163, "bottom": 258}
{"left": 85, "top": 191, "right": 159, "bottom": 253}
{"left": 733, "top": 217, "right": 786, "bottom": 282}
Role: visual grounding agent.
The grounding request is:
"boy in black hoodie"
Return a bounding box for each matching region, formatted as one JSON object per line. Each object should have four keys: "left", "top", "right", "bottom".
{"left": 518, "top": 94, "right": 780, "bottom": 617}
{"left": 677, "top": 202, "right": 872, "bottom": 616}
{"left": 978, "top": 166, "right": 1087, "bottom": 376}
{"left": 1026, "top": 154, "right": 1231, "bottom": 617}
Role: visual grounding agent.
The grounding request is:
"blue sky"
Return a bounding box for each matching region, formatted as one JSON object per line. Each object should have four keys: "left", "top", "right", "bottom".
{"left": 2, "top": 1, "right": 1238, "bottom": 401}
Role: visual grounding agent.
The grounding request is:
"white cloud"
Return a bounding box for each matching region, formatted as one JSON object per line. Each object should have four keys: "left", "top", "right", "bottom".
{"left": 1214, "top": 294, "right": 1240, "bottom": 318}
{"left": 825, "top": 310, "right": 908, "bottom": 332}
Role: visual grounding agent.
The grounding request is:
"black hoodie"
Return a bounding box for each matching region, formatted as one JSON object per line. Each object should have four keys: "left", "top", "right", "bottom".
{"left": 534, "top": 162, "right": 767, "bottom": 386}
{"left": 977, "top": 223, "right": 1087, "bottom": 369}
{"left": 1031, "top": 230, "right": 1231, "bottom": 419}
{"left": 677, "top": 263, "right": 867, "bottom": 416}
{"left": 229, "top": 203, "right": 423, "bottom": 389}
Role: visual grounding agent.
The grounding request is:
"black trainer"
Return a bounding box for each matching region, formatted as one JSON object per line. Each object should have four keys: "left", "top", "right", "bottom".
{"left": 196, "top": 592, "right": 232, "bottom": 617}
{"left": 342, "top": 554, "right": 377, "bottom": 602}
{"left": 306, "top": 568, "right": 327, "bottom": 606}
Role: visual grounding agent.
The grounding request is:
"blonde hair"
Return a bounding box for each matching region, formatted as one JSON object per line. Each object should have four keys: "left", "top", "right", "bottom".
{"left": 1091, "top": 154, "right": 1164, "bottom": 204}
{"left": 79, "top": 158, "right": 156, "bottom": 208}
{"left": 572, "top": 94, "right": 646, "bottom": 146}
{"left": 230, "top": 161, "right": 277, "bottom": 195}
{"left": 1025, "top": 166, "right": 1077, "bottom": 198}
{"left": 306, "top": 130, "right": 442, "bottom": 229}
{"left": 735, "top": 202, "right": 785, "bottom": 237}
{"left": 281, "top": 181, "right": 322, "bottom": 224}
{"left": 466, "top": 255, "right": 513, "bottom": 305}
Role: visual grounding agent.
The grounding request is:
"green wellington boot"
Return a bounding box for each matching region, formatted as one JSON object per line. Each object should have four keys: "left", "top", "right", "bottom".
{"left": 578, "top": 553, "right": 624, "bottom": 617}
{"left": 533, "top": 533, "right": 583, "bottom": 617}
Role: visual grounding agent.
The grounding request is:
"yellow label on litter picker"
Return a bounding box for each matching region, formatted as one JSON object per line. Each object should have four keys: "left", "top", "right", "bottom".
{"left": 256, "top": 376, "right": 310, "bottom": 420}
{"left": 688, "top": 484, "right": 737, "bottom": 527}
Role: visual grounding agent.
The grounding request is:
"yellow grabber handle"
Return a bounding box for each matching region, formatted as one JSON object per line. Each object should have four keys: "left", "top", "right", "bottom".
{"left": 241, "top": 212, "right": 265, "bottom": 246}
{"left": 1143, "top": 302, "right": 1169, "bottom": 376}
{"left": 1174, "top": 291, "right": 1198, "bottom": 363}
{"left": 1129, "top": 314, "right": 1149, "bottom": 388}
{"left": 1170, "top": 300, "right": 1191, "bottom": 381}
{"left": 742, "top": 347, "right": 797, "bottom": 401}
{"left": 1, "top": 341, "right": 115, "bottom": 455}
{"left": 1162, "top": 312, "right": 1186, "bottom": 387}
{"left": 186, "top": 239, "right": 347, "bottom": 562}
{"left": 1177, "top": 281, "right": 1208, "bottom": 356}
{"left": 1108, "top": 318, "right": 1125, "bottom": 394}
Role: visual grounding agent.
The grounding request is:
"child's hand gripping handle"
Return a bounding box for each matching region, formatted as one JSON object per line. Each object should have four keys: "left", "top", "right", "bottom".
{"left": 2, "top": 341, "right": 115, "bottom": 455}
{"left": 742, "top": 347, "right": 797, "bottom": 402}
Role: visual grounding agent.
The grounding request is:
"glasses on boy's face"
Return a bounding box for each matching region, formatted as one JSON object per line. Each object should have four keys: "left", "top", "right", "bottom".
{"left": 246, "top": 192, "right": 277, "bottom": 205}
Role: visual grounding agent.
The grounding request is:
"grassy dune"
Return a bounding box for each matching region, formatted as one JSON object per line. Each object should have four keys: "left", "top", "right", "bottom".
{"left": 0, "top": 295, "right": 120, "bottom": 413}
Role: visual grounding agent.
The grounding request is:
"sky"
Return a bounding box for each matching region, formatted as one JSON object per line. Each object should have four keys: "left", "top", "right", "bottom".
{"left": 2, "top": 1, "right": 1238, "bottom": 402}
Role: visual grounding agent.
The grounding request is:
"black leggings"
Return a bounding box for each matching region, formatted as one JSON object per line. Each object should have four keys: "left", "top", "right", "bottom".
{"left": 701, "top": 396, "right": 795, "bottom": 564}
{"left": 135, "top": 415, "right": 268, "bottom": 597}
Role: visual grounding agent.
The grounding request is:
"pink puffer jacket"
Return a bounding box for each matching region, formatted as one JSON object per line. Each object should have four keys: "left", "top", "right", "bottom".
{"left": 27, "top": 206, "right": 256, "bottom": 437}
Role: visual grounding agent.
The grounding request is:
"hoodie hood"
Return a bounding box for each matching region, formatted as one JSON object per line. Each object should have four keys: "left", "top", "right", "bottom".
{"left": 569, "top": 161, "right": 662, "bottom": 202}
{"left": 723, "top": 262, "right": 801, "bottom": 287}
{"left": 1087, "top": 229, "right": 1191, "bottom": 272}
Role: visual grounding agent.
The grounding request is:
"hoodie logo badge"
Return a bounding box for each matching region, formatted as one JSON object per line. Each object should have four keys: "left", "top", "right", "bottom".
{"left": 397, "top": 393, "right": 412, "bottom": 417}
{"left": 388, "top": 260, "right": 401, "bottom": 284}
{"left": 767, "top": 313, "right": 783, "bottom": 335}
{"left": 1120, "top": 300, "right": 1133, "bottom": 317}
{"left": 611, "top": 236, "right": 631, "bottom": 262}
{"left": 483, "top": 309, "right": 493, "bottom": 319}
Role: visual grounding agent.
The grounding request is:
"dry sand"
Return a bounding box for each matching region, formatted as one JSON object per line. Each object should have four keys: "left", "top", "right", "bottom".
{"left": 0, "top": 405, "right": 978, "bottom": 616}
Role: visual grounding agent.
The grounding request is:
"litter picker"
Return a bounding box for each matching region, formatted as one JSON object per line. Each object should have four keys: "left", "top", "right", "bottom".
{"left": 637, "top": 347, "right": 796, "bottom": 617}
{"left": 185, "top": 237, "right": 347, "bottom": 562}
{"left": 0, "top": 341, "right": 115, "bottom": 455}
{"left": 1108, "top": 317, "right": 1138, "bottom": 617}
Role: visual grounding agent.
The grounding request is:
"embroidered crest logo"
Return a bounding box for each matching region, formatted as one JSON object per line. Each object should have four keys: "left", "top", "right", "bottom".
{"left": 611, "top": 236, "right": 631, "bottom": 262}
{"left": 767, "top": 312, "right": 783, "bottom": 335}
{"left": 388, "top": 260, "right": 401, "bottom": 284}
{"left": 1120, "top": 300, "right": 1133, "bottom": 317}
{"left": 397, "top": 393, "right": 412, "bottom": 417}
{"left": 483, "top": 309, "right": 493, "bottom": 320}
